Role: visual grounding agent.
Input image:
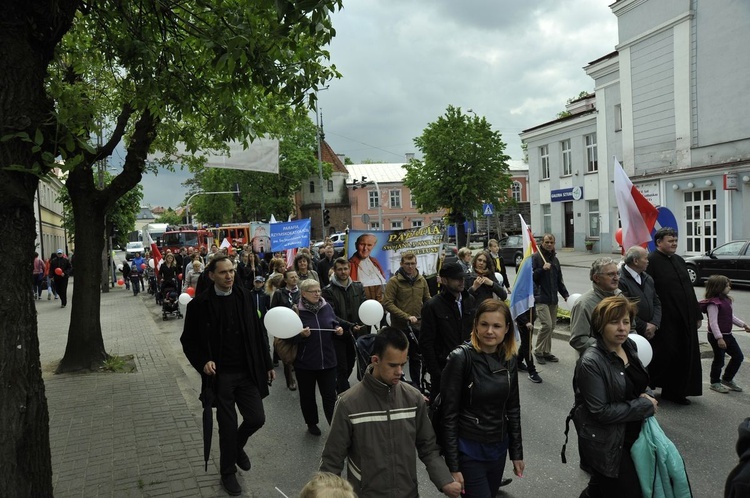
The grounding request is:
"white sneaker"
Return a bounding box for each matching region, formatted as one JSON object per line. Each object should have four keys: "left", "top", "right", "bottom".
{"left": 710, "top": 383, "right": 729, "bottom": 393}
{"left": 721, "top": 379, "right": 743, "bottom": 392}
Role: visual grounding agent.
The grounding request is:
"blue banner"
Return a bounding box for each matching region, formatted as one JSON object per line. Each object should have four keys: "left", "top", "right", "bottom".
{"left": 270, "top": 219, "right": 311, "bottom": 251}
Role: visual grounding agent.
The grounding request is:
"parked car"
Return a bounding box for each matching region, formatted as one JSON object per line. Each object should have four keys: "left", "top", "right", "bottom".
{"left": 125, "top": 241, "right": 145, "bottom": 261}
{"left": 499, "top": 234, "right": 545, "bottom": 269}
{"left": 684, "top": 240, "right": 750, "bottom": 286}
{"left": 313, "top": 232, "right": 347, "bottom": 254}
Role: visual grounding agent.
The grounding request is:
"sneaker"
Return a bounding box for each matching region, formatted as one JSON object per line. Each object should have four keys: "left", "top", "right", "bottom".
{"left": 722, "top": 379, "right": 743, "bottom": 392}
{"left": 710, "top": 383, "right": 730, "bottom": 393}
{"left": 528, "top": 372, "right": 543, "bottom": 383}
{"left": 47, "top": 294, "right": 51, "bottom": 300}
{"left": 236, "top": 449, "right": 251, "bottom": 471}
{"left": 517, "top": 362, "right": 528, "bottom": 372}
{"left": 534, "top": 353, "right": 547, "bottom": 365}
{"left": 221, "top": 474, "right": 242, "bottom": 496}
{"left": 307, "top": 424, "right": 322, "bottom": 436}
{"left": 543, "top": 353, "right": 559, "bottom": 362}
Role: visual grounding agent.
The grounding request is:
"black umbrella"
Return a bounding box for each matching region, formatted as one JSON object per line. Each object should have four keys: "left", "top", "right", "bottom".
{"left": 200, "top": 376, "right": 217, "bottom": 472}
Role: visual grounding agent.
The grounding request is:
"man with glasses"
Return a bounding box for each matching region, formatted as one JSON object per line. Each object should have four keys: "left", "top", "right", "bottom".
{"left": 569, "top": 257, "right": 624, "bottom": 356}
{"left": 532, "top": 234, "right": 569, "bottom": 363}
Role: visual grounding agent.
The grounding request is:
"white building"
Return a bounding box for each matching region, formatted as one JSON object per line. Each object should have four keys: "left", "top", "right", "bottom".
{"left": 521, "top": 0, "right": 750, "bottom": 254}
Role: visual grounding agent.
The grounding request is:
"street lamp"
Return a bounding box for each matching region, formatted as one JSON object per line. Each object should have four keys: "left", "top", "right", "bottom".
{"left": 184, "top": 187, "right": 240, "bottom": 226}
{"left": 349, "top": 176, "right": 382, "bottom": 229}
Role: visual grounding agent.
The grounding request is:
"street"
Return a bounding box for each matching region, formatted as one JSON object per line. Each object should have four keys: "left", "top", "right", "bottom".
{"left": 39, "top": 255, "right": 750, "bottom": 497}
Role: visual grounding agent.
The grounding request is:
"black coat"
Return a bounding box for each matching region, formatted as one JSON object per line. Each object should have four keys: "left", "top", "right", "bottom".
{"left": 441, "top": 345, "right": 523, "bottom": 472}
{"left": 532, "top": 249, "right": 569, "bottom": 305}
{"left": 645, "top": 250, "right": 702, "bottom": 396}
{"left": 420, "top": 291, "right": 476, "bottom": 383}
{"left": 467, "top": 270, "right": 507, "bottom": 304}
{"left": 573, "top": 338, "right": 655, "bottom": 478}
{"left": 322, "top": 279, "right": 366, "bottom": 334}
{"left": 180, "top": 286, "right": 273, "bottom": 399}
{"left": 618, "top": 266, "right": 662, "bottom": 335}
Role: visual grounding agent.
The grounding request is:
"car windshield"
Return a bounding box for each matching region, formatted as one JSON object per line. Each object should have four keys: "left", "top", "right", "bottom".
{"left": 127, "top": 243, "right": 142, "bottom": 250}
{"left": 712, "top": 241, "right": 746, "bottom": 256}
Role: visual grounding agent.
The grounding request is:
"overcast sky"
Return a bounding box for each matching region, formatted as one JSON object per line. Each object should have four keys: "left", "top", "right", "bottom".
{"left": 140, "top": 0, "right": 618, "bottom": 208}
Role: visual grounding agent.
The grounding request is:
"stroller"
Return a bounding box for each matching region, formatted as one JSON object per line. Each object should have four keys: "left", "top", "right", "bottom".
{"left": 160, "top": 279, "right": 183, "bottom": 320}
{"left": 354, "top": 325, "right": 431, "bottom": 398}
{"left": 147, "top": 267, "right": 159, "bottom": 302}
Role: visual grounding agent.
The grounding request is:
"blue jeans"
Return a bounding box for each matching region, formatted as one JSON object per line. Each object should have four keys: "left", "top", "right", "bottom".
{"left": 459, "top": 448, "right": 508, "bottom": 498}
{"left": 708, "top": 333, "right": 744, "bottom": 383}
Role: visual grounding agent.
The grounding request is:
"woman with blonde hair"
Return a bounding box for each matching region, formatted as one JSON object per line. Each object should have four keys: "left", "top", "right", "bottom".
{"left": 440, "top": 299, "right": 524, "bottom": 497}
{"left": 299, "top": 472, "right": 355, "bottom": 498}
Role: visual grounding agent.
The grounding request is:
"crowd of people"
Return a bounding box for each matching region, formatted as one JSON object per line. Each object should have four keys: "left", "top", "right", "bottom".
{"left": 40, "top": 228, "right": 739, "bottom": 497}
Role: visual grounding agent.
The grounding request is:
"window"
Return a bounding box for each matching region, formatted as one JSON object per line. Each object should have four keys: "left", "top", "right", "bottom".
{"left": 542, "top": 204, "right": 551, "bottom": 234}
{"left": 410, "top": 195, "right": 417, "bottom": 208}
{"left": 540, "top": 145, "right": 550, "bottom": 180}
{"left": 587, "top": 200, "right": 600, "bottom": 238}
{"left": 511, "top": 181, "right": 522, "bottom": 202}
{"left": 368, "top": 190, "right": 379, "bottom": 209}
{"left": 412, "top": 219, "right": 423, "bottom": 228}
{"left": 391, "top": 220, "right": 402, "bottom": 230}
{"left": 327, "top": 180, "right": 334, "bottom": 192}
{"left": 614, "top": 104, "right": 622, "bottom": 132}
{"left": 390, "top": 190, "right": 401, "bottom": 208}
{"left": 561, "top": 140, "right": 572, "bottom": 176}
{"left": 370, "top": 221, "right": 380, "bottom": 230}
{"left": 585, "top": 134, "right": 598, "bottom": 172}
{"left": 309, "top": 181, "right": 315, "bottom": 193}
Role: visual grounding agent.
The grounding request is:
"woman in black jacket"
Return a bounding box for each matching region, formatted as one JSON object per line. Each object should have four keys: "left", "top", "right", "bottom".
{"left": 467, "top": 251, "right": 507, "bottom": 306}
{"left": 441, "top": 299, "right": 524, "bottom": 497}
{"left": 573, "top": 296, "right": 657, "bottom": 498}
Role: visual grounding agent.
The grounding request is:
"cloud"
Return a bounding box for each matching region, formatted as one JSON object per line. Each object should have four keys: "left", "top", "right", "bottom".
{"left": 316, "top": 0, "right": 618, "bottom": 162}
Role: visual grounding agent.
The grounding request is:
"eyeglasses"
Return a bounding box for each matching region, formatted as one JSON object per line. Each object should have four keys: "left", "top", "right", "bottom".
{"left": 305, "top": 289, "right": 322, "bottom": 294}
{"left": 598, "top": 272, "right": 619, "bottom": 278}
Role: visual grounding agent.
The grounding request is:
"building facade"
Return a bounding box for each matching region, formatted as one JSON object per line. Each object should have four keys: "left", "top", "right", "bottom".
{"left": 35, "top": 169, "right": 69, "bottom": 258}
{"left": 521, "top": 0, "right": 750, "bottom": 254}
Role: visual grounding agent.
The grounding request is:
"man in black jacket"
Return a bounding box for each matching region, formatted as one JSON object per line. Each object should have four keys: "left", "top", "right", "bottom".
{"left": 322, "top": 257, "right": 366, "bottom": 393}
{"left": 419, "top": 262, "right": 476, "bottom": 398}
{"left": 180, "top": 255, "right": 275, "bottom": 496}
{"left": 532, "top": 234, "right": 569, "bottom": 364}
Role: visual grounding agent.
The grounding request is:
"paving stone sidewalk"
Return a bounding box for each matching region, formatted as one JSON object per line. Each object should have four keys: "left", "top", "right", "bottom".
{"left": 37, "top": 283, "right": 220, "bottom": 497}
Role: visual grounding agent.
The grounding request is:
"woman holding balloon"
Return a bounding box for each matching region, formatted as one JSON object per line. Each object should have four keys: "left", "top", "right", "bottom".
{"left": 50, "top": 249, "right": 72, "bottom": 308}
{"left": 571, "top": 295, "right": 657, "bottom": 498}
{"left": 293, "top": 278, "right": 343, "bottom": 436}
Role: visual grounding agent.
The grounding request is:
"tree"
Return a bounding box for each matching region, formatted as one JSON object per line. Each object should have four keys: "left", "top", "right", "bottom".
{"left": 404, "top": 106, "right": 512, "bottom": 247}
{"left": 188, "top": 115, "right": 329, "bottom": 223}
{"left": 155, "top": 208, "right": 183, "bottom": 227}
{"left": 0, "top": 1, "right": 341, "bottom": 494}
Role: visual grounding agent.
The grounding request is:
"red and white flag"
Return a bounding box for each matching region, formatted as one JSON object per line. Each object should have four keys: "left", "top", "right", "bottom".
{"left": 613, "top": 158, "right": 658, "bottom": 249}
{"left": 147, "top": 231, "right": 163, "bottom": 278}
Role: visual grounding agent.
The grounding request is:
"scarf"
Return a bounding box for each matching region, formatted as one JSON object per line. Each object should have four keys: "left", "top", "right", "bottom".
{"left": 301, "top": 296, "right": 323, "bottom": 314}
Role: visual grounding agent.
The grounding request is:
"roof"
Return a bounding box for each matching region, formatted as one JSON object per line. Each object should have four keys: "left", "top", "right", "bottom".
{"left": 346, "top": 163, "right": 408, "bottom": 184}
{"left": 347, "top": 160, "right": 526, "bottom": 184}
{"left": 320, "top": 140, "right": 348, "bottom": 174}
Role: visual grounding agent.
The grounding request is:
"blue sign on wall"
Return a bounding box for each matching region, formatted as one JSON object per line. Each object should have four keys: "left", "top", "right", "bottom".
{"left": 550, "top": 186, "right": 583, "bottom": 202}
{"left": 270, "top": 219, "right": 311, "bottom": 251}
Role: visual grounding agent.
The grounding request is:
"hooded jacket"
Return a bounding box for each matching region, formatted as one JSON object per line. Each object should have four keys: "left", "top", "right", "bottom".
{"left": 726, "top": 418, "right": 750, "bottom": 498}
{"left": 383, "top": 268, "right": 430, "bottom": 331}
{"left": 295, "top": 297, "right": 339, "bottom": 371}
{"left": 320, "top": 365, "right": 454, "bottom": 497}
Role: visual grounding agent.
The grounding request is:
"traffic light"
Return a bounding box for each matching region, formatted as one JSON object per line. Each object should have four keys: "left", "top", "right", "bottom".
{"left": 323, "top": 208, "right": 331, "bottom": 226}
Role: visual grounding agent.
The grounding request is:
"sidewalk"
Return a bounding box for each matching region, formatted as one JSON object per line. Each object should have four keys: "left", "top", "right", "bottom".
{"left": 38, "top": 281, "right": 217, "bottom": 497}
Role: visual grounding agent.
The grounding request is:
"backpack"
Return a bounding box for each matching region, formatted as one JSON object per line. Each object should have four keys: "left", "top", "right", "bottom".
{"left": 428, "top": 343, "right": 474, "bottom": 453}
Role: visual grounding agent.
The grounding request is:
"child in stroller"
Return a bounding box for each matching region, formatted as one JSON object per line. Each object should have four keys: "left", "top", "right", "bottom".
{"left": 160, "top": 279, "right": 182, "bottom": 320}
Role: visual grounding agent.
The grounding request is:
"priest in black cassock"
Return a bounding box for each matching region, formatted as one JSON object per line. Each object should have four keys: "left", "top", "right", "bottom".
{"left": 645, "top": 227, "right": 703, "bottom": 405}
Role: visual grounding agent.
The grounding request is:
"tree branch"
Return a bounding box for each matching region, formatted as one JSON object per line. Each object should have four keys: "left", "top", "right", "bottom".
{"left": 93, "top": 103, "right": 133, "bottom": 162}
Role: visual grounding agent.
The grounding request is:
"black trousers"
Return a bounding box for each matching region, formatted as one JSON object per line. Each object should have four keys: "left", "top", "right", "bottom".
{"left": 333, "top": 336, "right": 356, "bottom": 394}
{"left": 215, "top": 371, "right": 265, "bottom": 476}
{"left": 53, "top": 276, "right": 69, "bottom": 306}
{"left": 581, "top": 445, "right": 642, "bottom": 498}
{"left": 295, "top": 367, "right": 337, "bottom": 426}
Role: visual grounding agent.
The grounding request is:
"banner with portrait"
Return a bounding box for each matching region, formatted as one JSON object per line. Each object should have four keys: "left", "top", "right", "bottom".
{"left": 346, "top": 224, "right": 444, "bottom": 283}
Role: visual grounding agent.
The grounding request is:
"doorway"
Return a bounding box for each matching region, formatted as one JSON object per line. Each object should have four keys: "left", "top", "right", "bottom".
{"left": 564, "top": 202, "right": 574, "bottom": 248}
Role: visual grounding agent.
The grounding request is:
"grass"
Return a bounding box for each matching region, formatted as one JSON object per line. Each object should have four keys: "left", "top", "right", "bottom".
{"left": 99, "top": 354, "right": 137, "bottom": 373}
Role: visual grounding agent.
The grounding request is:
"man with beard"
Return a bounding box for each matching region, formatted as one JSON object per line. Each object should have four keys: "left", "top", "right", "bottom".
{"left": 322, "top": 258, "right": 367, "bottom": 393}
{"left": 646, "top": 227, "right": 702, "bottom": 405}
{"left": 383, "top": 252, "right": 431, "bottom": 388}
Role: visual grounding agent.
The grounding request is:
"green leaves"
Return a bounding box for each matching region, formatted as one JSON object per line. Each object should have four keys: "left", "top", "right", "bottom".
{"left": 404, "top": 105, "right": 513, "bottom": 222}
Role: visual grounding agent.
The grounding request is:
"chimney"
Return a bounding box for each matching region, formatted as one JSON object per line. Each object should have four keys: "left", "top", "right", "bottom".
{"left": 405, "top": 153, "right": 415, "bottom": 161}
{"left": 336, "top": 154, "right": 346, "bottom": 164}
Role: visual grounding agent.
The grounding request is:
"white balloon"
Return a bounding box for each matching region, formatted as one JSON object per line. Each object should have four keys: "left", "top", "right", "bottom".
{"left": 494, "top": 272, "right": 504, "bottom": 286}
{"left": 264, "top": 306, "right": 304, "bottom": 339}
{"left": 629, "top": 333, "right": 653, "bottom": 367}
{"left": 567, "top": 293, "right": 582, "bottom": 309}
{"left": 359, "top": 299, "right": 384, "bottom": 326}
{"left": 148, "top": 258, "right": 155, "bottom": 269}
{"left": 385, "top": 312, "right": 392, "bottom": 326}
{"left": 178, "top": 293, "right": 193, "bottom": 306}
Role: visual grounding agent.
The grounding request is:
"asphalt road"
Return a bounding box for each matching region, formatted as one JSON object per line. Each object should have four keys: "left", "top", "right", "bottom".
{"left": 135, "top": 255, "right": 749, "bottom": 497}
